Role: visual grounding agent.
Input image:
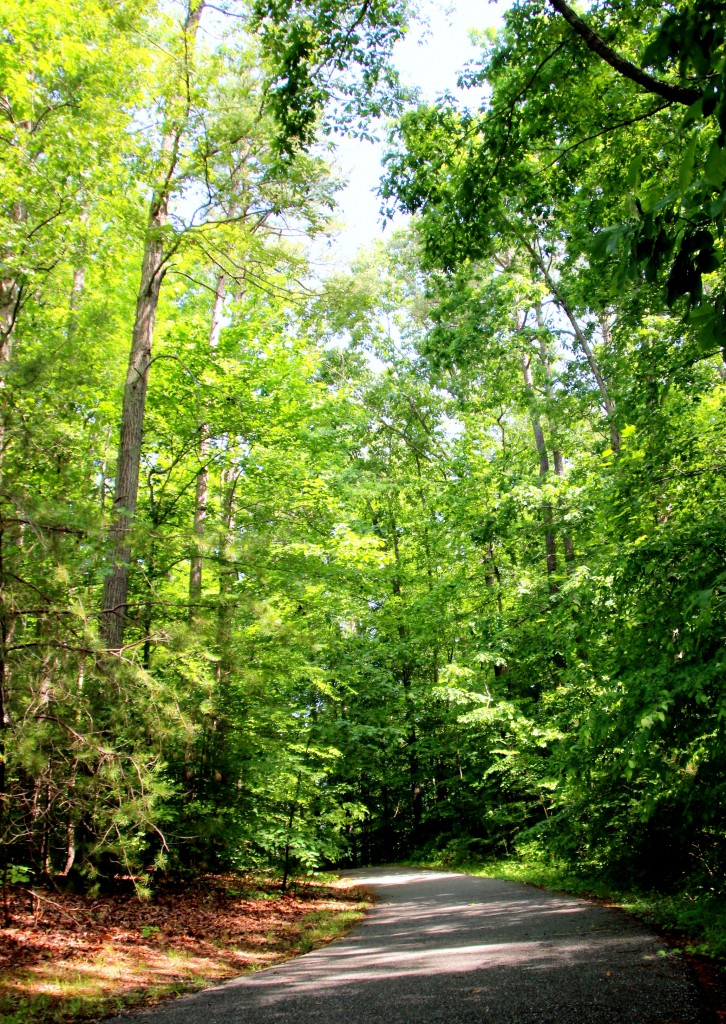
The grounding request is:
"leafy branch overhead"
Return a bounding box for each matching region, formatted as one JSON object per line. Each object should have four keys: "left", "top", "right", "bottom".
{"left": 383, "top": 0, "right": 726, "bottom": 352}
{"left": 250, "top": 0, "right": 409, "bottom": 152}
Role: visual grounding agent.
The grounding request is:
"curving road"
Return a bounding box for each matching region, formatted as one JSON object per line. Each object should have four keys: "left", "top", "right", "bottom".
{"left": 106, "top": 867, "right": 705, "bottom": 1024}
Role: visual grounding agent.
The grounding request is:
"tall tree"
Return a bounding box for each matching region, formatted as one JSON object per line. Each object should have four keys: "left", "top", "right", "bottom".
{"left": 101, "top": 1, "right": 205, "bottom": 649}
{"left": 101, "top": 0, "right": 412, "bottom": 648}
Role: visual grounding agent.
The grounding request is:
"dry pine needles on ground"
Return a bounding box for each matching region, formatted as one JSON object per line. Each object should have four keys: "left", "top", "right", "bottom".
{"left": 0, "top": 875, "right": 368, "bottom": 1024}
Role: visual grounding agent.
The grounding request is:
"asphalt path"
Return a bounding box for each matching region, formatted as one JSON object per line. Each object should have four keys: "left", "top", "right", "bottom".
{"left": 105, "top": 867, "right": 705, "bottom": 1024}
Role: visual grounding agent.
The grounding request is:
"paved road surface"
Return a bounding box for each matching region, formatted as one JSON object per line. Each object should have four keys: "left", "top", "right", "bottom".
{"left": 105, "top": 867, "right": 705, "bottom": 1024}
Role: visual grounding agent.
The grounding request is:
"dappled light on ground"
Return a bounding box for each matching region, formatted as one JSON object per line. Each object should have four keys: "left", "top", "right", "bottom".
{"left": 106, "top": 869, "right": 702, "bottom": 1024}
{"left": 0, "top": 877, "right": 366, "bottom": 1024}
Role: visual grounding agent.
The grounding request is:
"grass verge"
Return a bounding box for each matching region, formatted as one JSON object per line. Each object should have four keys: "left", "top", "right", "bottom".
{"left": 0, "top": 875, "right": 369, "bottom": 1024}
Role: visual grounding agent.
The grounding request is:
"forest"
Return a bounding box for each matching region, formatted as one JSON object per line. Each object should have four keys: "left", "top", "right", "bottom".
{"left": 1, "top": 0, "right": 725, "bottom": 937}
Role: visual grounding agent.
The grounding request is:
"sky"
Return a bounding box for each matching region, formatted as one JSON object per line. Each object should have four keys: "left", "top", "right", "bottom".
{"left": 324, "top": 0, "right": 506, "bottom": 267}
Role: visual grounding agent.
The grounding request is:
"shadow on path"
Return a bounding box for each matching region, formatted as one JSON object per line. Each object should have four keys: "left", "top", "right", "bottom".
{"left": 105, "top": 867, "right": 704, "bottom": 1024}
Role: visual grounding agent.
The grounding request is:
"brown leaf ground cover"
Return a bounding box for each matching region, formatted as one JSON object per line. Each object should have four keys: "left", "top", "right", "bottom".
{"left": 0, "top": 875, "right": 369, "bottom": 1024}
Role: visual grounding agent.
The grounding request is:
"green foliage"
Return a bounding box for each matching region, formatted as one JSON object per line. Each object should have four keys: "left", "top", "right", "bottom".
{"left": 0, "top": 0, "right": 406, "bottom": 887}
{"left": 3, "top": 0, "right": 726, "bottom": 958}
{"left": 250, "top": 0, "right": 409, "bottom": 152}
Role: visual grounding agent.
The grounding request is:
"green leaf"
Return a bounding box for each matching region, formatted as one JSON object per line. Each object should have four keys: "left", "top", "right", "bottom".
{"left": 704, "top": 142, "right": 726, "bottom": 186}
{"left": 678, "top": 135, "right": 698, "bottom": 191}
{"left": 627, "top": 153, "right": 643, "bottom": 189}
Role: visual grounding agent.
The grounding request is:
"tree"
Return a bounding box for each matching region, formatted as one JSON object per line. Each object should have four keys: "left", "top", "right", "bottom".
{"left": 4, "top": 0, "right": 726, "bottom": 905}
{"left": 101, "top": 0, "right": 411, "bottom": 648}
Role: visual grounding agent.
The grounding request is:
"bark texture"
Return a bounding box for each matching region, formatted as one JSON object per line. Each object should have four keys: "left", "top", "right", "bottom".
{"left": 521, "top": 353, "right": 558, "bottom": 591}
{"left": 525, "top": 244, "right": 621, "bottom": 454}
{"left": 536, "top": 321, "right": 575, "bottom": 564}
{"left": 67, "top": 266, "right": 85, "bottom": 341}
{"left": 101, "top": 3, "right": 205, "bottom": 649}
{"left": 101, "top": 214, "right": 167, "bottom": 648}
{"left": 0, "top": 210, "right": 23, "bottom": 859}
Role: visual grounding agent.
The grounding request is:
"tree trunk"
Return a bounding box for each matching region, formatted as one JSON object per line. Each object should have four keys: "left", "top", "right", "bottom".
{"left": 189, "top": 273, "right": 226, "bottom": 618}
{"left": 101, "top": 3, "right": 205, "bottom": 649}
{"left": 387, "top": 499, "right": 422, "bottom": 835}
{"left": 559, "top": 302, "right": 619, "bottom": 450}
{"left": 523, "top": 238, "right": 621, "bottom": 453}
{"left": 0, "top": 276, "right": 20, "bottom": 488}
{"left": 67, "top": 210, "right": 88, "bottom": 340}
{"left": 101, "top": 217, "right": 167, "bottom": 649}
{"left": 67, "top": 266, "right": 85, "bottom": 342}
{"left": 536, "top": 318, "right": 576, "bottom": 564}
{"left": 198, "top": 455, "right": 240, "bottom": 797}
{"left": 216, "top": 459, "right": 239, "bottom": 679}
{"left": 0, "top": 270, "right": 17, "bottom": 860}
{"left": 0, "top": 198, "right": 27, "bottom": 485}
{"left": 142, "top": 531, "right": 157, "bottom": 670}
{"left": 0, "top": 529, "right": 7, "bottom": 863}
{"left": 59, "top": 760, "right": 78, "bottom": 877}
{"left": 0, "top": 226, "right": 21, "bottom": 847}
{"left": 520, "top": 353, "right": 558, "bottom": 591}
{"left": 486, "top": 421, "right": 506, "bottom": 661}
{"left": 0, "top": 279, "right": 19, "bottom": 365}
{"left": 281, "top": 766, "right": 304, "bottom": 893}
{"left": 485, "top": 541, "right": 504, "bottom": 615}
{"left": 553, "top": 446, "right": 576, "bottom": 564}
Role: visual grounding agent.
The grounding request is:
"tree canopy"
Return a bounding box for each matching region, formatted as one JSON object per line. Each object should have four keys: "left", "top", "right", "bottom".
{"left": 1, "top": 0, "right": 725, "bottom": 935}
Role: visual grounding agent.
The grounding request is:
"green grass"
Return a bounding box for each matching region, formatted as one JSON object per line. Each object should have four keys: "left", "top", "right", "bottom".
{"left": 293, "top": 907, "right": 366, "bottom": 954}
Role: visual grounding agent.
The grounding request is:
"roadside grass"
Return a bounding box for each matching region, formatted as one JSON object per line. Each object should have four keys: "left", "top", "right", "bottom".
{"left": 0, "top": 876, "right": 369, "bottom": 1024}
{"left": 292, "top": 907, "right": 365, "bottom": 954}
{"left": 409, "top": 854, "right": 726, "bottom": 965}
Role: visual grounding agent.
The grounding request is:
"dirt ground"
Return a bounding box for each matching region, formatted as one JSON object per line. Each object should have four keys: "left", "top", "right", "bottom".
{"left": 0, "top": 875, "right": 368, "bottom": 1024}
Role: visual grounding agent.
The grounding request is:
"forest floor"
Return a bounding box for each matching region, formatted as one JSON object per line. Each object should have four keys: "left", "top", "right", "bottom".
{"left": 0, "top": 874, "right": 370, "bottom": 1024}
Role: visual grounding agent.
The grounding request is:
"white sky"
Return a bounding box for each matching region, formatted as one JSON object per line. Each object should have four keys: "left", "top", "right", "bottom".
{"left": 323, "top": 0, "right": 506, "bottom": 267}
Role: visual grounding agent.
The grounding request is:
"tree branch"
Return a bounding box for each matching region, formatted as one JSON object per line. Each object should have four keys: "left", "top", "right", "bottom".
{"left": 547, "top": 0, "right": 700, "bottom": 106}
{"left": 544, "top": 102, "right": 670, "bottom": 166}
